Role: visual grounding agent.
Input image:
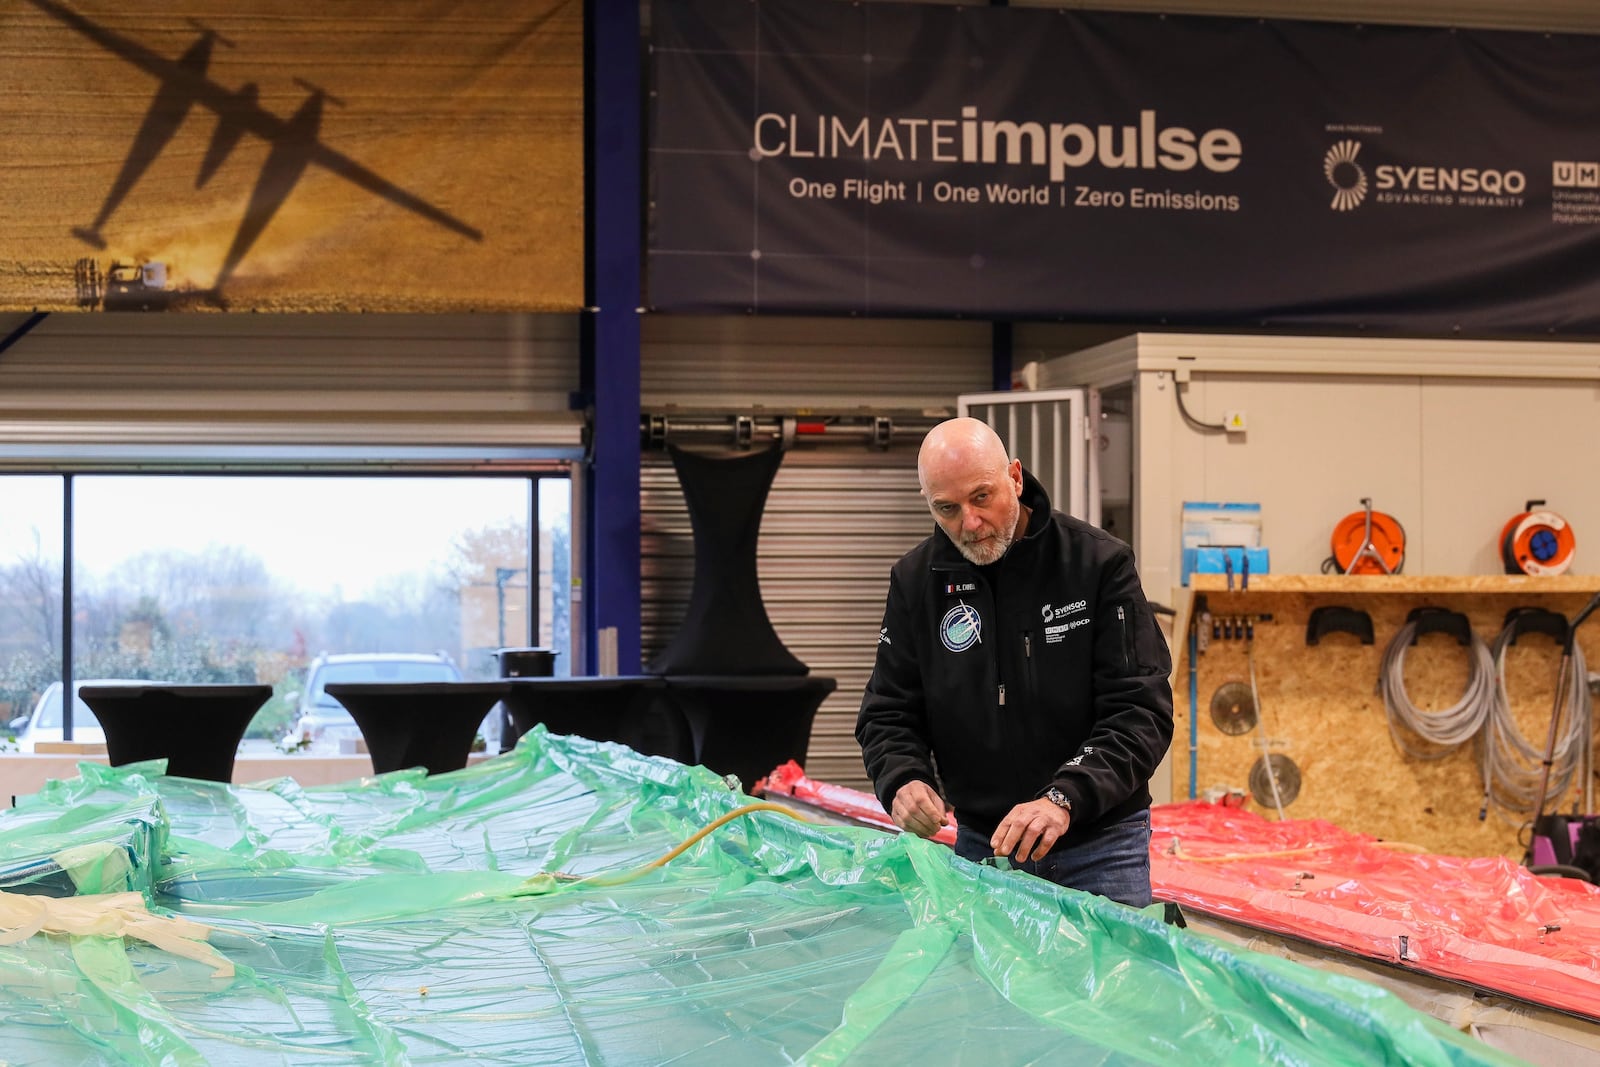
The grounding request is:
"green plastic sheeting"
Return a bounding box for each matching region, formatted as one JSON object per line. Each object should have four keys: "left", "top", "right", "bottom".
{"left": 0, "top": 731, "right": 1526, "bottom": 1066}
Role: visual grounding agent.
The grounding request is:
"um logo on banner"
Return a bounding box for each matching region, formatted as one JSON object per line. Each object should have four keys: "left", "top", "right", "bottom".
{"left": 1324, "top": 140, "right": 1368, "bottom": 211}
{"left": 1554, "top": 161, "right": 1600, "bottom": 188}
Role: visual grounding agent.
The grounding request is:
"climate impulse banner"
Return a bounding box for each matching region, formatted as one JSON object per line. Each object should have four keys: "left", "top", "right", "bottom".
{"left": 648, "top": 0, "right": 1600, "bottom": 334}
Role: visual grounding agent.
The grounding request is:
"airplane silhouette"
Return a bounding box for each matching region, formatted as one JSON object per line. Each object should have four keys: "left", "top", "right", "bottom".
{"left": 32, "top": 0, "right": 484, "bottom": 301}
{"left": 71, "top": 20, "right": 231, "bottom": 251}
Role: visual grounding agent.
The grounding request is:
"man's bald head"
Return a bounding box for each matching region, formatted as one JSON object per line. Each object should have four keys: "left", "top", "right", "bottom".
{"left": 917, "top": 417, "right": 1025, "bottom": 566}
{"left": 917, "top": 417, "right": 1010, "bottom": 495}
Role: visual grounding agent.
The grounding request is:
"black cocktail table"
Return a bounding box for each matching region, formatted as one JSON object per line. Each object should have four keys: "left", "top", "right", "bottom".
{"left": 662, "top": 674, "right": 836, "bottom": 791}
{"left": 80, "top": 683, "right": 273, "bottom": 783}
{"left": 324, "top": 681, "right": 510, "bottom": 775}
{"left": 500, "top": 676, "right": 692, "bottom": 762}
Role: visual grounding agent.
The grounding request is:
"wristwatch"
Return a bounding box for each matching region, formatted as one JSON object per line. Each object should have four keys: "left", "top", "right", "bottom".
{"left": 1044, "top": 787, "right": 1072, "bottom": 812}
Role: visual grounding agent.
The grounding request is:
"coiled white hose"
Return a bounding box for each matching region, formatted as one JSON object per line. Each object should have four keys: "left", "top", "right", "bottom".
{"left": 1378, "top": 620, "right": 1496, "bottom": 759}
{"left": 1481, "top": 624, "right": 1590, "bottom": 824}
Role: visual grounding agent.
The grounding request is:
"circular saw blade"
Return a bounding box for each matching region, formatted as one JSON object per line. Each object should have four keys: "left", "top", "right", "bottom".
{"left": 1248, "top": 753, "right": 1302, "bottom": 809}
{"left": 1209, "top": 680, "right": 1258, "bottom": 735}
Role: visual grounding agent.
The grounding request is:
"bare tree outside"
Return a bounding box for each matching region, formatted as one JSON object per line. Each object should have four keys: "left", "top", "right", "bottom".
{"left": 0, "top": 474, "right": 570, "bottom": 746}
{"left": 1, "top": 529, "right": 62, "bottom": 654}
{"left": 447, "top": 516, "right": 569, "bottom": 677}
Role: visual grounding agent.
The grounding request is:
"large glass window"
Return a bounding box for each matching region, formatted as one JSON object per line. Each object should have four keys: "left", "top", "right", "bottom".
{"left": 538, "top": 477, "right": 572, "bottom": 676}
{"left": 0, "top": 477, "right": 65, "bottom": 746}
{"left": 1, "top": 472, "right": 569, "bottom": 752}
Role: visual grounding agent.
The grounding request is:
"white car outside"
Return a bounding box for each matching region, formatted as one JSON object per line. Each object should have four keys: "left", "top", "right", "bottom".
{"left": 281, "top": 652, "right": 465, "bottom": 751}
{"left": 7, "top": 679, "right": 152, "bottom": 752}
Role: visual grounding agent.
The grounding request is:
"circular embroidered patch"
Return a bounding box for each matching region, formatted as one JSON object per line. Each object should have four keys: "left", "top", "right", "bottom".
{"left": 940, "top": 603, "right": 982, "bottom": 653}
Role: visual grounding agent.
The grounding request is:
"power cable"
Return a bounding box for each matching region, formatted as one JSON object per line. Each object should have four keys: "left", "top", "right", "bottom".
{"left": 515, "top": 801, "right": 812, "bottom": 894}
{"left": 1173, "top": 383, "right": 1227, "bottom": 433}
{"left": 1246, "top": 638, "right": 1287, "bottom": 820}
{"left": 1481, "top": 623, "right": 1590, "bottom": 827}
{"left": 1165, "top": 838, "right": 1428, "bottom": 864}
{"left": 1378, "top": 620, "right": 1496, "bottom": 760}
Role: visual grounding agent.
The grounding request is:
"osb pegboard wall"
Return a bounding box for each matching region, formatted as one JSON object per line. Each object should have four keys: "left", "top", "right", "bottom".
{"left": 1175, "top": 575, "right": 1600, "bottom": 859}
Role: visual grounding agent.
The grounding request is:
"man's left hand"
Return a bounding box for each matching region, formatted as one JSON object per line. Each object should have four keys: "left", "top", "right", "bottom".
{"left": 990, "top": 799, "right": 1071, "bottom": 863}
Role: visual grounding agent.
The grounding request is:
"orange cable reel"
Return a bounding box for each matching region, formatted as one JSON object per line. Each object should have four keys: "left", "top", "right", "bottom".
{"left": 1329, "top": 499, "right": 1406, "bottom": 575}
{"left": 1499, "top": 500, "right": 1576, "bottom": 576}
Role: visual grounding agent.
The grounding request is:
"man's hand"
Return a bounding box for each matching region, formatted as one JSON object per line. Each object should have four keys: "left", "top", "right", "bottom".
{"left": 990, "top": 799, "right": 1071, "bottom": 862}
{"left": 890, "top": 780, "right": 949, "bottom": 838}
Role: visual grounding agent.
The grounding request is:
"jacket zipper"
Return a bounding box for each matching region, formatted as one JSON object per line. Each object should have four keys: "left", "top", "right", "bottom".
{"left": 1023, "top": 631, "right": 1036, "bottom": 704}
{"left": 1118, "top": 604, "right": 1135, "bottom": 673}
{"left": 1004, "top": 633, "right": 1035, "bottom": 708}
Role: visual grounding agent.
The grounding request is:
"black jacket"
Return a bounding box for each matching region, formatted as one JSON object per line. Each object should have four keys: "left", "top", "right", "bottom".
{"left": 856, "top": 470, "right": 1173, "bottom": 842}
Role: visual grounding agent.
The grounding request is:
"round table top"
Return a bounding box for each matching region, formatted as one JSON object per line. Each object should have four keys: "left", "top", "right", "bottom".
{"left": 324, "top": 681, "right": 512, "bottom": 696}
{"left": 78, "top": 683, "right": 274, "bottom": 701}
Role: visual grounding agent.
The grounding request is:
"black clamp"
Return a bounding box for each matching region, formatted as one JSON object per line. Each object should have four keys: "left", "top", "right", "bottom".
{"left": 1406, "top": 606, "right": 1472, "bottom": 646}
{"left": 1306, "top": 606, "right": 1374, "bottom": 646}
{"left": 1501, "top": 606, "right": 1569, "bottom": 646}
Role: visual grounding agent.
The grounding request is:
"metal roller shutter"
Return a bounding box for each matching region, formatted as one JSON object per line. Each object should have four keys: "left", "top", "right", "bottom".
{"left": 641, "top": 315, "right": 994, "bottom": 411}
{"left": 0, "top": 312, "right": 582, "bottom": 463}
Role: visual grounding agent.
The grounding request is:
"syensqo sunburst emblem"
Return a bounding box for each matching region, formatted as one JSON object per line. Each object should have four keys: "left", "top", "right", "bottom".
{"left": 1324, "top": 139, "right": 1367, "bottom": 211}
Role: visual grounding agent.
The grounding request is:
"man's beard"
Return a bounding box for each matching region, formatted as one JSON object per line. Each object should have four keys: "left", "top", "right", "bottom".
{"left": 955, "top": 527, "right": 1013, "bottom": 566}
{"left": 953, "top": 531, "right": 1004, "bottom": 566}
{"left": 938, "top": 488, "right": 1020, "bottom": 566}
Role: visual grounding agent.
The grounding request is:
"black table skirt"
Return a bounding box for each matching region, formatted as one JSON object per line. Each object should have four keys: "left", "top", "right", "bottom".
{"left": 499, "top": 674, "right": 835, "bottom": 790}
{"left": 79, "top": 684, "right": 273, "bottom": 783}
{"left": 663, "top": 675, "right": 837, "bottom": 791}
{"left": 499, "top": 676, "right": 692, "bottom": 762}
{"left": 325, "top": 681, "right": 510, "bottom": 776}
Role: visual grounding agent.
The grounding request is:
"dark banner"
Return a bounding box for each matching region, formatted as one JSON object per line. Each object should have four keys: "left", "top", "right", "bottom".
{"left": 648, "top": 0, "right": 1600, "bottom": 335}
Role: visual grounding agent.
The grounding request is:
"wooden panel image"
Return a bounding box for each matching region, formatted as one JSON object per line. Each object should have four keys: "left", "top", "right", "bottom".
{"left": 1173, "top": 575, "right": 1600, "bottom": 859}
{"left": 0, "top": 0, "right": 582, "bottom": 312}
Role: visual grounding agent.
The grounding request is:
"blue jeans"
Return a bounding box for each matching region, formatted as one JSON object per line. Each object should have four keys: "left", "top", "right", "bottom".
{"left": 955, "top": 809, "right": 1152, "bottom": 908}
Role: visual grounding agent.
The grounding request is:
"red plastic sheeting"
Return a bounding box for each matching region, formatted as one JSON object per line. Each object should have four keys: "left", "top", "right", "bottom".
{"left": 757, "top": 761, "right": 958, "bottom": 845}
{"left": 1152, "top": 801, "right": 1600, "bottom": 1021}
{"left": 758, "top": 764, "right": 1600, "bottom": 1020}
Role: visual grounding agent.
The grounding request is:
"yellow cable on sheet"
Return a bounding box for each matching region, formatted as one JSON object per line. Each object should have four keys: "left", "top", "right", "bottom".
{"left": 1167, "top": 844, "right": 1338, "bottom": 864}
{"left": 1165, "top": 839, "right": 1429, "bottom": 864}
{"left": 519, "top": 801, "right": 812, "bottom": 893}
{"left": 0, "top": 889, "right": 234, "bottom": 977}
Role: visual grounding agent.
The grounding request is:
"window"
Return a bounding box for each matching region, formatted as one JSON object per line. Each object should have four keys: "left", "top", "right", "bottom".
{"left": 1, "top": 473, "right": 571, "bottom": 747}
{"left": 0, "top": 477, "right": 64, "bottom": 738}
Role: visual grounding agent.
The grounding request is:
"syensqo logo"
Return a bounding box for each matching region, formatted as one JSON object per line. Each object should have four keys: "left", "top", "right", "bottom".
{"left": 1324, "top": 139, "right": 1367, "bottom": 211}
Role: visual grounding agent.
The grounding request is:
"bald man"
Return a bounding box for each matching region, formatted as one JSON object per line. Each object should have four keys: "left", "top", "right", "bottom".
{"left": 856, "top": 417, "right": 1173, "bottom": 906}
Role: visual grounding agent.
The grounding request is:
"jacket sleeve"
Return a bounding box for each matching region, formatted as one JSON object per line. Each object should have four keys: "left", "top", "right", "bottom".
{"left": 1049, "top": 546, "right": 1174, "bottom": 823}
{"left": 856, "top": 568, "right": 938, "bottom": 813}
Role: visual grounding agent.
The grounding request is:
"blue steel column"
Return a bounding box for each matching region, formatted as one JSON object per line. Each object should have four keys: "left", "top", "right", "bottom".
{"left": 582, "top": 0, "right": 643, "bottom": 673}
{"left": 991, "top": 321, "right": 1013, "bottom": 392}
{"left": 990, "top": 8, "right": 1012, "bottom": 393}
